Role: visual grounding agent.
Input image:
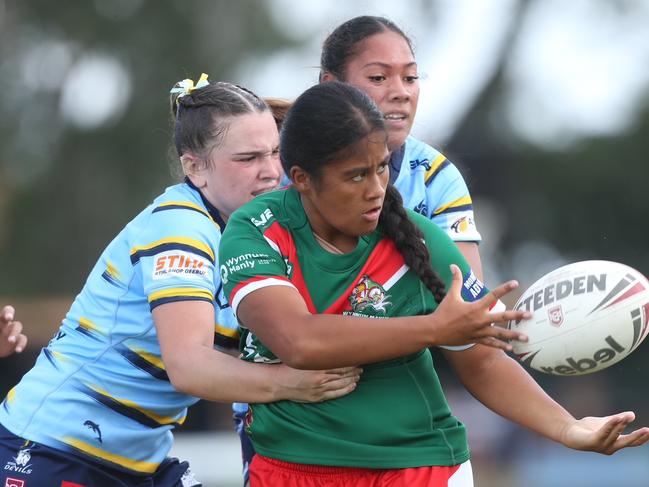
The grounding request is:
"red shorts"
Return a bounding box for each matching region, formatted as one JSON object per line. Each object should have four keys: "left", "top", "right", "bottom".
{"left": 249, "top": 454, "right": 473, "bottom": 487}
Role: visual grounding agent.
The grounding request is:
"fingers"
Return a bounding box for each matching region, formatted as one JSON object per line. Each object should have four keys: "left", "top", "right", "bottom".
{"left": 317, "top": 376, "right": 359, "bottom": 401}
{"left": 322, "top": 367, "right": 362, "bottom": 378}
{"left": 13, "top": 333, "right": 28, "bottom": 354}
{"left": 477, "top": 337, "right": 515, "bottom": 352}
{"left": 612, "top": 427, "right": 649, "bottom": 451}
{"left": 599, "top": 416, "right": 632, "bottom": 450}
{"left": 589, "top": 412, "right": 648, "bottom": 454}
{"left": 447, "top": 264, "right": 464, "bottom": 299}
{"left": 9, "top": 321, "right": 27, "bottom": 353}
{"left": 1, "top": 305, "right": 15, "bottom": 323}
{"left": 318, "top": 381, "right": 358, "bottom": 402}
{"left": 483, "top": 280, "right": 520, "bottom": 305}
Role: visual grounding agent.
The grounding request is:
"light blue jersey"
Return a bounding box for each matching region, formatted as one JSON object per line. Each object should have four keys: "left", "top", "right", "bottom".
{"left": 393, "top": 136, "right": 481, "bottom": 242}
{"left": 0, "top": 182, "right": 238, "bottom": 475}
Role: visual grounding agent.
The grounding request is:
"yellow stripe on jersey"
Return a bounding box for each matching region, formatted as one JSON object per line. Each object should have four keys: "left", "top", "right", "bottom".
{"left": 433, "top": 195, "right": 473, "bottom": 216}
{"left": 51, "top": 350, "right": 70, "bottom": 363}
{"left": 60, "top": 437, "right": 160, "bottom": 473}
{"left": 86, "top": 383, "right": 187, "bottom": 426}
{"left": 130, "top": 237, "right": 215, "bottom": 263}
{"left": 148, "top": 287, "right": 214, "bottom": 304}
{"left": 424, "top": 154, "right": 447, "bottom": 184}
{"left": 215, "top": 323, "right": 239, "bottom": 338}
{"left": 156, "top": 201, "right": 212, "bottom": 220}
{"left": 106, "top": 261, "right": 121, "bottom": 279}
{"left": 79, "top": 317, "right": 103, "bottom": 335}
{"left": 5, "top": 386, "right": 16, "bottom": 406}
{"left": 128, "top": 347, "right": 166, "bottom": 370}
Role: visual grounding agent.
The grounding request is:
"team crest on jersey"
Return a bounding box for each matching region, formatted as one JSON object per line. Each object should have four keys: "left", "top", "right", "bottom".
{"left": 451, "top": 216, "right": 473, "bottom": 234}
{"left": 349, "top": 275, "right": 391, "bottom": 314}
{"left": 3, "top": 447, "right": 32, "bottom": 475}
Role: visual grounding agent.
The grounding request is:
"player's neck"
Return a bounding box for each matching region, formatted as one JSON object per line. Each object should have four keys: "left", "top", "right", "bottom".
{"left": 313, "top": 232, "right": 345, "bottom": 254}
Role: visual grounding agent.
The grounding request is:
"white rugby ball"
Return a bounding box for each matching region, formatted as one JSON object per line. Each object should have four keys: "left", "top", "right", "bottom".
{"left": 508, "top": 260, "right": 649, "bottom": 376}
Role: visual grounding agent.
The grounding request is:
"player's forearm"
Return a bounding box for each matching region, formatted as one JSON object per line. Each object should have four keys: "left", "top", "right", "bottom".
{"left": 449, "top": 347, "right": 575, "bottom": 443}
{"left": 266, "top": 313, "right": 436, "bottom": 369}
{"left": 165, "top": 346, "right": 285, "bottom": 403}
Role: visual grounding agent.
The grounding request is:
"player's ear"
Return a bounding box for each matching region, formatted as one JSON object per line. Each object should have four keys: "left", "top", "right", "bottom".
{"left": 290, "top": 166, "right": 313, "bottom": 193}
{"left": 181, "top": 153, "right": 208, "bottom": 188}
{"left": 320, "top": 71, "right": 338, "bottom": 83}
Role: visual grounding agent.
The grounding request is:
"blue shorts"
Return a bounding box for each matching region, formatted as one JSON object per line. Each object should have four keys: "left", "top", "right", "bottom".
{"left": 0, "top": 423, "right": 201, "bottom": 487}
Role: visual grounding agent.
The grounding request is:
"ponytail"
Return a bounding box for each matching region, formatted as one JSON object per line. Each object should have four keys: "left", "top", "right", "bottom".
{"left": 379, "top": 185, "right": 446, "bottom": 304}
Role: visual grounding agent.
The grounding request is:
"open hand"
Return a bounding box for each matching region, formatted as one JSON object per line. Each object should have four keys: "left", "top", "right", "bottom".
{"left": 430, "top": 265, "right": 531, "bottom": 351}
{"left": 273, "top": 364, "right": 362, "bottom": 403}
{"left": 560, "top": 412, "right": 649, "bottom": 455}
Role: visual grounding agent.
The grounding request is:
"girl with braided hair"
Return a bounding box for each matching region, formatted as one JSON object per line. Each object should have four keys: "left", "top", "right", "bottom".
{"left": 219, "top": 81, "right": 649, "bottom": 487}
{"left": 0, "top": 75, "right": 362, "bottom": 486}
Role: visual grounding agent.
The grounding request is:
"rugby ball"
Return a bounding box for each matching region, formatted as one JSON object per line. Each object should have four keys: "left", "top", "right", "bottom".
{"left": 507, "top": 260, "right": 649, "bottom": 376}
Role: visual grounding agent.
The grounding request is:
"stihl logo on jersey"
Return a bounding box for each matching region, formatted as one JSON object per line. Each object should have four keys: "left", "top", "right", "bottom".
{"left": 153, "top": 251, "right": 209, "bottom": 280}
{"left": 349, "top": 275, "right": 391, "bottom": 314}
{"left": 251, "top": 209, "right": 274, "bottom": 227}
{"left": 4, "top": 478, "right": 25, "bottom": 487}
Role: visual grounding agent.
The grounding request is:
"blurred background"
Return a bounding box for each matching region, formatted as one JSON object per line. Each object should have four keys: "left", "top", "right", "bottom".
{"left": 1, "top": 0, "right": 649, "bottom": 485}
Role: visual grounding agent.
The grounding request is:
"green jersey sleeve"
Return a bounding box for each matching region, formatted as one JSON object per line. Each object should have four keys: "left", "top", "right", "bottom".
{"left": 407, "top": 209, "right": 490, "bottom": 303}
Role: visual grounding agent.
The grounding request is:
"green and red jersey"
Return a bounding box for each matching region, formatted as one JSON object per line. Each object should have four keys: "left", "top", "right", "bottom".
{"left": 220, "top": 187, "right": 490, "bottom": 468}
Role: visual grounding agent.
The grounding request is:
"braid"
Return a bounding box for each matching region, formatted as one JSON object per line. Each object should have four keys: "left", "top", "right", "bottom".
{"left": 379, "top": 185, "right": 446, "bottom": 304}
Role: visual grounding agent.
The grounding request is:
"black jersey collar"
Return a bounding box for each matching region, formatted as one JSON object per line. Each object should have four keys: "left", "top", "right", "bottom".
{"left": 184, "top": 177, "right": 227, "bottom": 229}
{"left": 388, "top": 143, "right": 405, "bottom": 185}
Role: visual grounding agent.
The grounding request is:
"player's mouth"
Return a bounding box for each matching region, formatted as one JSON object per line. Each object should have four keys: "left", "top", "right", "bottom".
{"left": 383, "top": 112, "right": 409, "bottom": 128}
{"left": 361, "top": 206, "right": 382, "bottom": 222}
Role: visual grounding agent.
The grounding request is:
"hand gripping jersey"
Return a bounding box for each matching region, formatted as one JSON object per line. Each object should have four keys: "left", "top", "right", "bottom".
{"left": 392, "top": 136, "right": 481, "bottom": 243}
{"left": 220, "top": 187, "right": 490, "bottom": 468}
{"left": 0, "top": 182, "right": 238, "bottom": 474}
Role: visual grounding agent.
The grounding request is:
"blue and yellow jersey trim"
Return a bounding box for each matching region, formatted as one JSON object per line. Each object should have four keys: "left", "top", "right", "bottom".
{"left": 432, "top": 195, "right": 473, "bottom": 216}
{"left": 101, "top": 261, "right": 122, "bottom": 286}
{"left": 75, "top": 317, "right": 104, "bottom": 341}
{"left": 147, "top": 287, "right": 214, "bottom": 310}
{"left": 58, "top": 437, "right": 160, "bottom": 474}
{"left": 130, "top": 237, "right": 215, "bottom": 266}
{"left": 214, "top": 322, "right": 240, "bottom": 349}
{"left": 75, "top": 383, "right": 186, "bottom": 430}
{"left": 115, "top": 343, "right": 169, "bottom": 381}
{"left": 153, "top": 201, "right": 214, "bottom": 223}
{"left": 42, "top": 348, "right": 70, "bottom": 370}
{"left": 2, "top": 387, "right": 17, "bottom": 412}
{"left": 424, "top": 154, "right": 449, "bottom": 186}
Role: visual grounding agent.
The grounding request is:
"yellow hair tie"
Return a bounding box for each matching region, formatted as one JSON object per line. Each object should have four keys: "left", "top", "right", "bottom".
{"left": 170, "top": 73, "right": 209, "bottom": 104}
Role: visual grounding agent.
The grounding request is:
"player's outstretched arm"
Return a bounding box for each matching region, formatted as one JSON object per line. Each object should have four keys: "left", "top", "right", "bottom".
{"left": 443, "top": 344, "right": 649, "bottom": 455}
{"left": 235, "top": 265, "right": 531, "bottom": 370}
{"left": 0, "top": 305, "right": 28, "bottom": 358}
{"left": 153, "top": 300, "right": 360, "bottom": 404}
